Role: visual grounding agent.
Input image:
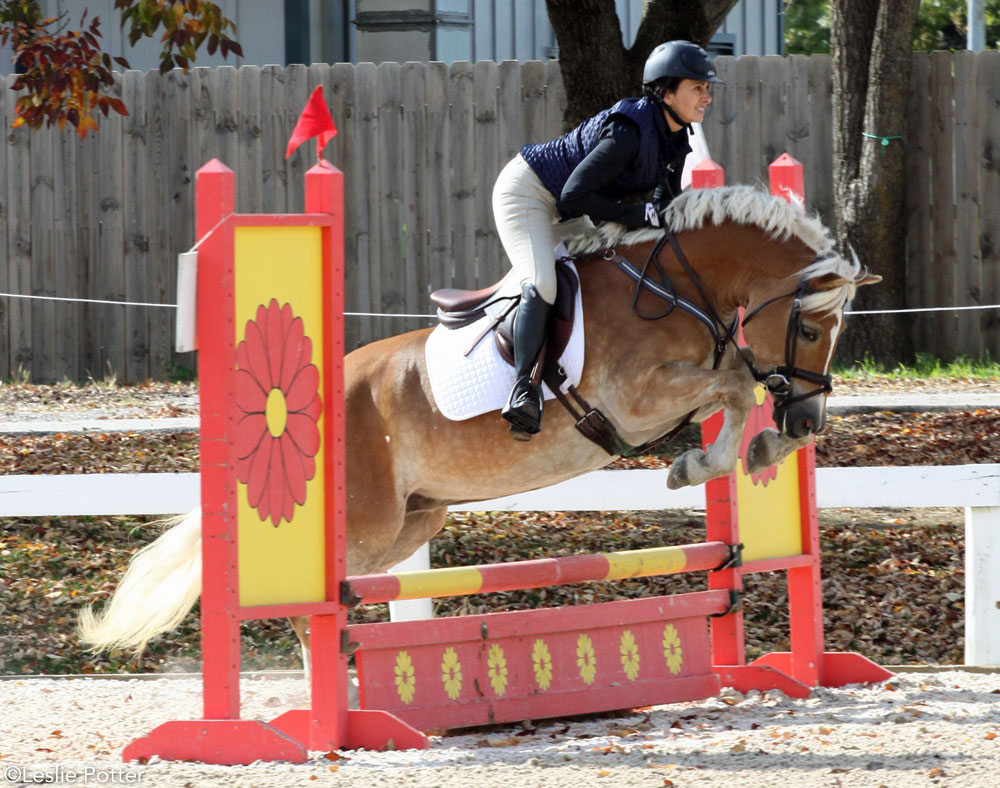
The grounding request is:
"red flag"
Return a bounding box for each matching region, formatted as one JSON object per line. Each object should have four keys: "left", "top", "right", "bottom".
{"left": 285, "top": 86, "right": 338, "bottom": 160}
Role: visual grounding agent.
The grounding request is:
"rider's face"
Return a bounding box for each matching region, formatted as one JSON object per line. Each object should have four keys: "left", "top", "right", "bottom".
{"left": 663, "top": 79, "right": 712, "bottom": 129}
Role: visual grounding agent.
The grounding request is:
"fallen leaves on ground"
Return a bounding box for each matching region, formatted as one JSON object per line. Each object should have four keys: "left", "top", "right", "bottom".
{"left": 815, "top": 410, "right": 1000, "bottom": 467}
{"left": 0, "top": 432, "right": 198, "bottom": 475}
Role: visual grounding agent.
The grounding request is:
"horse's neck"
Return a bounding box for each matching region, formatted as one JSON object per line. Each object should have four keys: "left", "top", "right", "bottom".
{"left": 664, "top": 226, "right": 808, "bottom": 313}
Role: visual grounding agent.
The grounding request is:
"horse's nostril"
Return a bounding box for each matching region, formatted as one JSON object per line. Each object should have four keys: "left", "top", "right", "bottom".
{"left": 790, "top": 415, "right": 815, "bottom": 438}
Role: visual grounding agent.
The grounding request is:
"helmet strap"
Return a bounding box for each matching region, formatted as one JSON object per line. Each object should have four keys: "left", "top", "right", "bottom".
{"left": 661, "top": 100, "right": 690, "bottom": 132}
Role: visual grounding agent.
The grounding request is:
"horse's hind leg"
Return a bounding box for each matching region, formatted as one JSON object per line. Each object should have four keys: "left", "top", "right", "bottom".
{"left": 287, "top": 616, "right": 360, "bottom": 707}
{"left": 286, "top": 502, "right": 446, "bottom": 707}
{"left": 289, "top": 615, "right": 312, "bottom": 678}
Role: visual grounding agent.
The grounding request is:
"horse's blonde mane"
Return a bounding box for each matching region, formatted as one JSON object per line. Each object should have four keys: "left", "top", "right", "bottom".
{"left": 563, "top": 184, "right": 862, "bottom": 314}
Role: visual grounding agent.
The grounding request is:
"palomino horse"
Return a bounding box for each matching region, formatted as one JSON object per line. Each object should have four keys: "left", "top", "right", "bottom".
{"left": 78, "top": 185, "right": 878, "bottom": 666}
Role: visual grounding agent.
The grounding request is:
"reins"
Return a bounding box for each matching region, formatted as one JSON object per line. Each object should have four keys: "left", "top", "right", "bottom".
{"left": 546, "top": 228, "right": 738, "bottom": 458}
{"left": 547, "top": 227, "right": 833, "bottom": 457}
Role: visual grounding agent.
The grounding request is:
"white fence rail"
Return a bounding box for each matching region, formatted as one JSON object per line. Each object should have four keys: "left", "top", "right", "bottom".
{"left": 3, "top": 465, "right": 998, "bottom": 665}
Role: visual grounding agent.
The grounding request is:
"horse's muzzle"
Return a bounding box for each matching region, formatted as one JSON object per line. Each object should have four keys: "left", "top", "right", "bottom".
{"left": 773, "top": 392, "right": 827, "bottom": 439}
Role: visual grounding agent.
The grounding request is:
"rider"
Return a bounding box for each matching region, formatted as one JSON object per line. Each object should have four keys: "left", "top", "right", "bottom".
{"left": 493, "top": 40, "right": 721, "bottom": 439}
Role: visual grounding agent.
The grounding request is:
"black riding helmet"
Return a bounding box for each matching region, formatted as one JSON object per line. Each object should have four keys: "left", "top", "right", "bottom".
{"left": 642, "top": 40, "right": 723, "bottom": 86}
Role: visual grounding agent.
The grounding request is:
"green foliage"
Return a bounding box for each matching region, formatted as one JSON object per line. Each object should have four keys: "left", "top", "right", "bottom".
{"left": 913, "top": 0, "right": 1000, "bottom": 50}
{"left": 783, "top": 0, "right": 1000, "bottom": 54}
{"left": 784, "top": 0, "right": 831, "bottom": 54}
{"left": 834, "top": 352, "right": 1000, "bottom": 380}
{"left": 166, "top": 358, "right": 197, "bottom": 383}
{"left": 0, "top": 1, "right": 40, "bottom": 25}
{"left": 114, "top": 0, "right": 242, "bottom": 75}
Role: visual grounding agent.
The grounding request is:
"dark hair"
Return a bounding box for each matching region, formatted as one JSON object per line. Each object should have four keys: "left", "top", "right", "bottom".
{"left": 643, "top": 77, "right": 683, "bottom": 101}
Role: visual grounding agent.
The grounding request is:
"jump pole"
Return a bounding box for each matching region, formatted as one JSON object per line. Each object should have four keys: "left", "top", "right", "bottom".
{"left": 694, "top": 153, "right": 892, "bottom": 696}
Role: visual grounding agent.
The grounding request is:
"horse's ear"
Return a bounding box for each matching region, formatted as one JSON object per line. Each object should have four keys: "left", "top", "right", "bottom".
{"left": 809, "top": 271, "right": 882, "bottom": 291}
{"left": 809, "top": 273, "right": 853, "bottom": 291}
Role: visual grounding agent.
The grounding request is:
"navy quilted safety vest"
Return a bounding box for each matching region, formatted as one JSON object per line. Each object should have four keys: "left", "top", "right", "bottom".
{"left": 520, "top": 97, "right": 690, "bottom": 218}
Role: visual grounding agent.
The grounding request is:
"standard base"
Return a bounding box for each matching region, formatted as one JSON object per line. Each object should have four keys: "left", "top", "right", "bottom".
{"left": 122, "top": 710, "right": 428, "bottom": 765}
{"left": 715, "top": 664, "right": 812, "bottom": 699}
{"left": 752, "top": 651, "right": 895, "bottom": 687}
{"left": 716, "top": 651, "right": 893, "bottom": 699}
{"left": 122, "top": 720, "right": 308, "bottom": 765}
{"left": 269, "top": 708, "right": 429, "bottom": 751}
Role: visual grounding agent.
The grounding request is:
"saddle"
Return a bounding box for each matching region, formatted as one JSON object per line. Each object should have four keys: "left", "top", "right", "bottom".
{"left": 428, "top": 230, "right": 733, "bottom": 458}
{"left": 430, "top": 258, "right": 622, "bottom": 453}
{"left": 429, "top": 259, "right": 579, "bottom": 368}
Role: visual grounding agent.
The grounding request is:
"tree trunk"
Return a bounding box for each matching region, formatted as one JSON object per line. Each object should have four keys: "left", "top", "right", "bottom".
{"left": 545, "top": 0, "right": 739, "bottom": 127}
{"left": 831, "top": 0, "right": 920, "bottom": 365}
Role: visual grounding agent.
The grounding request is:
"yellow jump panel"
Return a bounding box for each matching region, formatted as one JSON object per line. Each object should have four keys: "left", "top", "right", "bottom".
{"left": 234, "top": 225, "right": 326, "bottom": 606}
{"left": 735, "top": 386, "right": 803, "bottom": 562}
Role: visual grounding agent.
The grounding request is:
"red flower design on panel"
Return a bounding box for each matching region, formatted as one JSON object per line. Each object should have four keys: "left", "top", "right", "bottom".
{"left": 739, "top": 386, "right": 778, "bottom": 487}
{"left": 234, "top": 299, "right": 322, "bottom": 526}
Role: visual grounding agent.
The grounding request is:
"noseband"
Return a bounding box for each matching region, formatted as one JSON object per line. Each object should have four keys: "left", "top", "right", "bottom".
{"left": 738, "top": 278, "right": 834, "bottom": 419}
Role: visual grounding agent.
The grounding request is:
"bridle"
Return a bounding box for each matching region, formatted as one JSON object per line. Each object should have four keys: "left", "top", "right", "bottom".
{"left": 737, "top": 278, "right": 834, "bottom": 424}
{"left": 618, "top": 228, "right": 835, "bottom": 422}
{"left": 544, "top": 228, "right": 839, "bottom": 459}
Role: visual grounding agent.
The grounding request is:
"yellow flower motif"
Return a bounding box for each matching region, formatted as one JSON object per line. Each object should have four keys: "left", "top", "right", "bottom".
{"left": 441, "top": 646, "right": 462, "bottom": 700}
{"left": 394, "top": 650, "right": 416, "bottom": 704}
{"left": 532, "top": 638, "right": 553, "bottom": 691}
{"left": 662, "top": 624, "right": 683, "bottom": 675}
{"left": 577, "top": 633, "right": 597, "bottom": 685}
{"left": 620, "top": 629, "right": 640, "bottom": 681}
{"left": 487, "top": 643, "right": 508, "bottom": 696}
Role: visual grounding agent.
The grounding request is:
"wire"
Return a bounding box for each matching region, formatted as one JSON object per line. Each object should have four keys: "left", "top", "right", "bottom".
{"left": 2, "top": 291, "right": 998, "bottom": 319}
{"left": 0, "top": 293, "right": 178, "bottom": 308}
{"left": 846, "top": 304, "right": 998, "bottom": 315}
{"left": 344, "top": 312, "right": 436, "bottom": 318}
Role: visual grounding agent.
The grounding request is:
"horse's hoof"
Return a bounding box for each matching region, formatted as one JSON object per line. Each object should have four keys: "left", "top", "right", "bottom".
{"left": 509, "top": 426, "right": 533, "bottom": 442}
{"left": 745, "top": 442, "right": 766, "bottom": 475}
{"left": 667, "top": 462, "right": 688, "bottom": 489}
{"left": 746, "top": 429, "right": 780, "bottom": 474}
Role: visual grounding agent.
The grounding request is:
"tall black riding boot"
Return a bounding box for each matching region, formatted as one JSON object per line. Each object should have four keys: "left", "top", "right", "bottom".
{"left": 502, "top": 284, "right": 552, "bottom": 439}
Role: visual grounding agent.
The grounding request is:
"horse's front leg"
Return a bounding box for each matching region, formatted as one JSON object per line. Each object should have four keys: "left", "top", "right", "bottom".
{"left": 666, "top": 369, "right": 756, "bottom": 489}
{"left": 744, "top": 428, "right": 812, "bottom": 474}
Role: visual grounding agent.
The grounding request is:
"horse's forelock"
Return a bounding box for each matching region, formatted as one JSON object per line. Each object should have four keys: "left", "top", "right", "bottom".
{"left": 561, "top": 185, "right": 834, "bottom": 257}
{"left": 799, "top": 251, "right": 864, "bottom": 315}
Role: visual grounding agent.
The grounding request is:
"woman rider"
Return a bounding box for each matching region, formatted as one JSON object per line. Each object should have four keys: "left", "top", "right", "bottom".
{"left": 493, "top": 40, "right": 721, "bottom": 439}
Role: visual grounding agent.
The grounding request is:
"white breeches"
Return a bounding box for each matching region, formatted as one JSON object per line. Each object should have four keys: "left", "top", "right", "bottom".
{"left": 492, "top": 154, "right": 560, "bottom": 305}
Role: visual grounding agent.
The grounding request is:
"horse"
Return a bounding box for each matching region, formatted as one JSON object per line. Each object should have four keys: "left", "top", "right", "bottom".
{"left": 78, "top": 184, "right": 879, "bottom": 670}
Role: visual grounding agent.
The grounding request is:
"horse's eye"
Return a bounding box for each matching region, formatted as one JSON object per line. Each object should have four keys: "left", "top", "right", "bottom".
{"left": 799, "top": 323, "right": 820, "bottom": 342}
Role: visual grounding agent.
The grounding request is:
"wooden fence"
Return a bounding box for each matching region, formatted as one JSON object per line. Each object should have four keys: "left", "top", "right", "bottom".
{"left": 1, "top": 52, "right": 997, "bottom": 384}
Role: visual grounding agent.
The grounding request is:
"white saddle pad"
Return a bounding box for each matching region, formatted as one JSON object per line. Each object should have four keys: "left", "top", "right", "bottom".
{"left": 425, "top": 261, "right": 585, "bottom": 422}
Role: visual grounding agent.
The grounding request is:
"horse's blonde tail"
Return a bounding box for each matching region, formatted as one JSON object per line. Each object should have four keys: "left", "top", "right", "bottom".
{"left": 77, "top": 509, "right": 202, "bottom": 656}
